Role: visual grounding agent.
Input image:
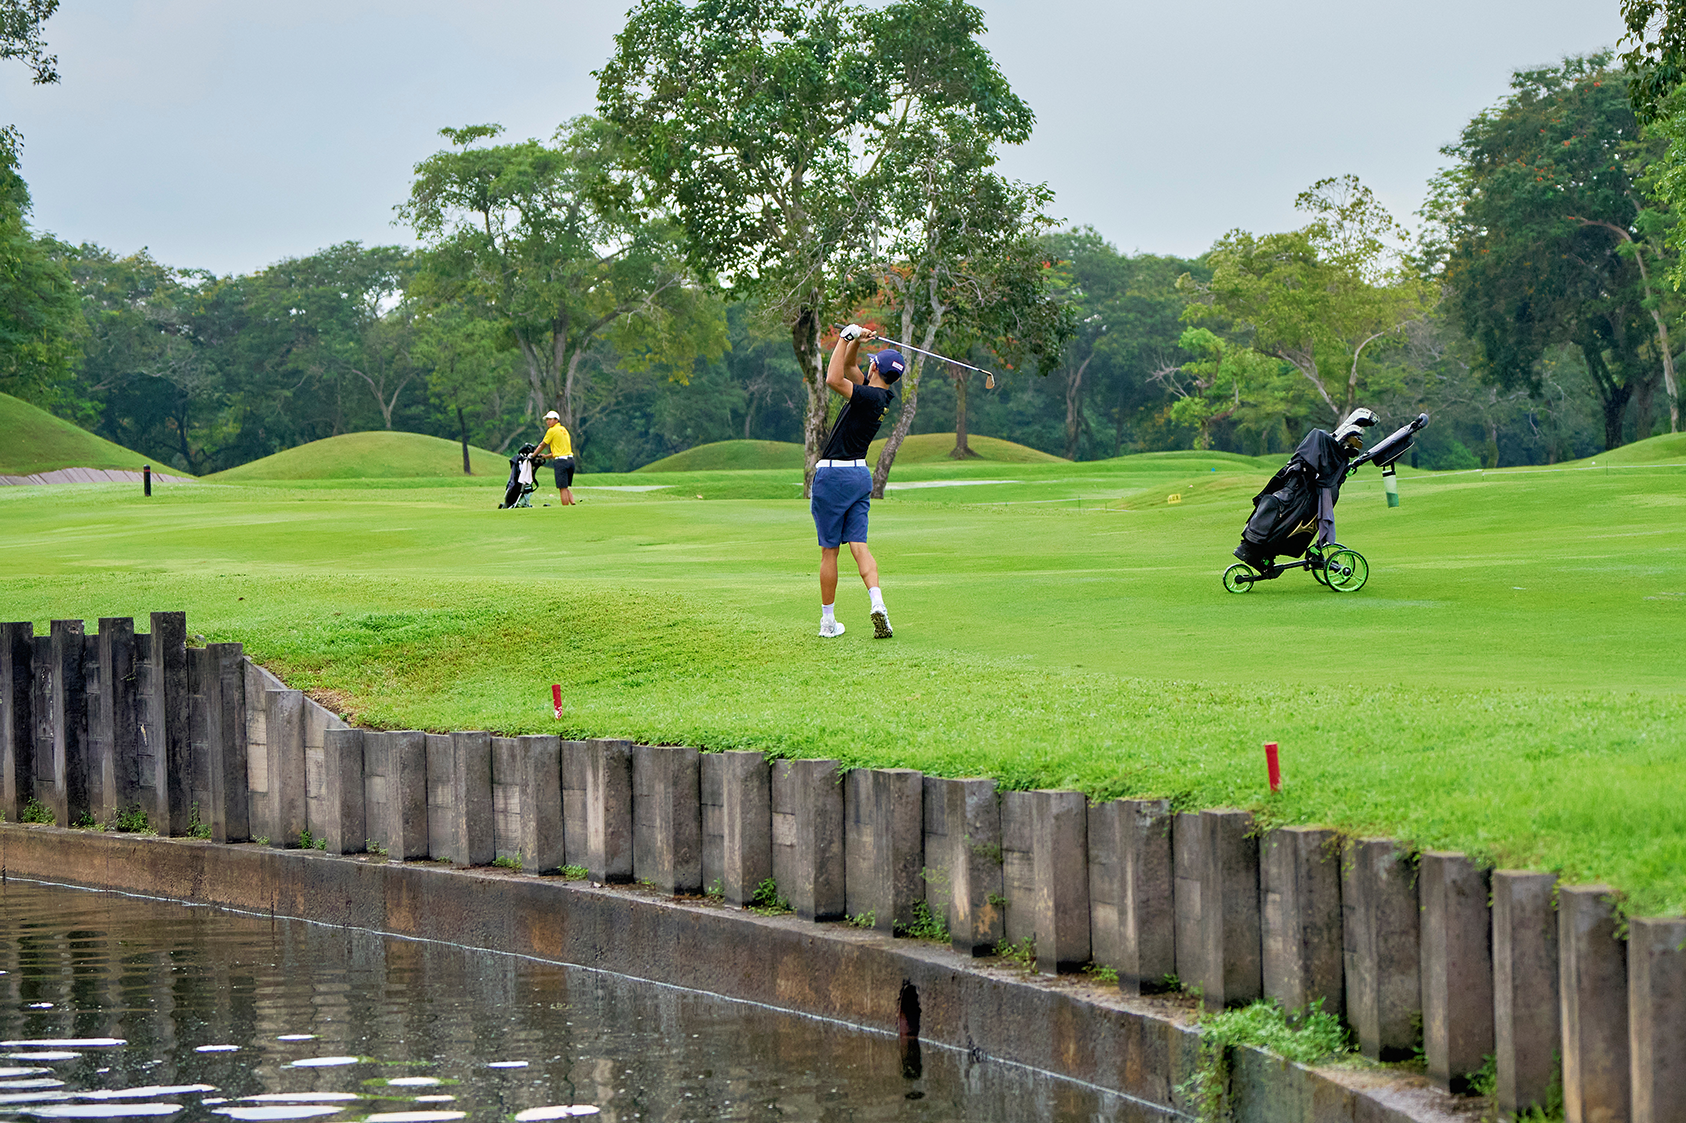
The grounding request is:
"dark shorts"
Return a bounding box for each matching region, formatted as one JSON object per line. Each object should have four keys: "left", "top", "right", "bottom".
{"left": 810, "top": 464, "right": 871, "bottom": 548}
{"left": 552, "top": 457, "right": 575, "bottom": 489}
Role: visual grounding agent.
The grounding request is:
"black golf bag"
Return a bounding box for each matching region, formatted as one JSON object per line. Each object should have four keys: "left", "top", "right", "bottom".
{"left": 500, "top": 444, "right": 539, "bottom": 509}
{"left": 1233, "top": 429, "right": 1352, "bottom": 567}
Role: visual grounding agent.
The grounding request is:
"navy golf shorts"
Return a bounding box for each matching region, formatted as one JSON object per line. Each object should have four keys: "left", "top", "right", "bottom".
{"left": 552, "top": 456, "right": 575, "bottom": 488}
{"left": 810, "top": 464, "right": 871, "bottom": 548}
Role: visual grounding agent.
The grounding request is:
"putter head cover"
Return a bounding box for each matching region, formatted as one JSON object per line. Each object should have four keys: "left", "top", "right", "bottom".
{"left": 1334, "top": 407, "right": 1379, "bottom": 451}
{"left": 872, "top": 349, "right": 906, "bottom": 384}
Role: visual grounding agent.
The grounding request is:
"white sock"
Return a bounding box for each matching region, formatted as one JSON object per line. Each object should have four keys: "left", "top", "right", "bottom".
{"left": 868, "top": 587, "right": 885, "bottom": 612}
{"left": 822, "top": 603, "right": 835, "bottom": 622}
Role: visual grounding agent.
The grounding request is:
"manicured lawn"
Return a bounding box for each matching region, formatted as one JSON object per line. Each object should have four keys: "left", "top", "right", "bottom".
{"left": 2, "top": 447, "right": 1684, "bottom": 912}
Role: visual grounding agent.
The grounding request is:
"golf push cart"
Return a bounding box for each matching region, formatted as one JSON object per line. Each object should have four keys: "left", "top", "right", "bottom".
{"left": 1223, "top": 412, "right": 1428, "bottom": 595}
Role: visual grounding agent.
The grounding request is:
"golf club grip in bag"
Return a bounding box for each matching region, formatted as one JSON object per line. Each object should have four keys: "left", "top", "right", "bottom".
{"left": 1348, "top": 413, "right": 1429, "bottom": 470}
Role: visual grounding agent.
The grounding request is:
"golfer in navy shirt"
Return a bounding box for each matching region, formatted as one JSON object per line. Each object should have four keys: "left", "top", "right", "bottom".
{"left": 811, "top": 324, "right": 903, "bottom": 639}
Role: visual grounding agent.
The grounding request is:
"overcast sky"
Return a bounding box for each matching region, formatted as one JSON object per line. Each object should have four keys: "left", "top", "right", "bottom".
{"left": 0, "top": 0, "right": 1626, "bottom": 277}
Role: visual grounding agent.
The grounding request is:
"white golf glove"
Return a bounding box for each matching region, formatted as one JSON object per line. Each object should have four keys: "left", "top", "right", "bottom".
{"left": 839, "top": 323, "right": 863, "bottom": 342}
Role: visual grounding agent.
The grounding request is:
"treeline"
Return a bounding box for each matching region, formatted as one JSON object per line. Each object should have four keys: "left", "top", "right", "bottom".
{"left": 0, "top": 3, "right": 1678, "bottom": 476}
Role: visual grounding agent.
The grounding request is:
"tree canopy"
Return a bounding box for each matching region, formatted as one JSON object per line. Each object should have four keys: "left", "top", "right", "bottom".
{"left": 399, "top": 118, "right": 723, "bottom": 433}
{"left": 1426, "top": 53, "right": 1678, "bottom": 447}
{"left": 598, "top": 0, "right": 1034, "bottom": 490}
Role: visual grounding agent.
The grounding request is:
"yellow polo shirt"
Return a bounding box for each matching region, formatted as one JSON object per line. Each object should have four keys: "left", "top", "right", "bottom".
{"left": 539, "top": 422, "right": 572, "bottom": 458}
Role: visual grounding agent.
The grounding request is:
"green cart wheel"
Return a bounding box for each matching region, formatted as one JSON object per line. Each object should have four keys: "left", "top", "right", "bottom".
{"left": 1308, "top": 549, "right": 1330, "bottom": 585}
{"left": 1223, "top": 562, "right": 1258, "bottom": 594}
{"left": 1324, "top": 548, "right": 1369, "bottom": 593}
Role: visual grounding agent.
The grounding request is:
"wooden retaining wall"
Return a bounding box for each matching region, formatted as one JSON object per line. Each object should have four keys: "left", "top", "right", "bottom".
{"left": 1, "top": 612, "right": 1678, "bottom": 1122}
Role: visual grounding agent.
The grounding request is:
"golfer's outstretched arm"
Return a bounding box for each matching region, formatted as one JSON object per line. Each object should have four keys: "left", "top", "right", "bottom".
{"left": 825, "top": 329, "right": 869, "bottom": 398}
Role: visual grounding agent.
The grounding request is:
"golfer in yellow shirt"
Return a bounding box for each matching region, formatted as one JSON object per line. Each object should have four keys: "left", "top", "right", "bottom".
{"left": 535, "top": 410, "right": 576, "bottom": 506}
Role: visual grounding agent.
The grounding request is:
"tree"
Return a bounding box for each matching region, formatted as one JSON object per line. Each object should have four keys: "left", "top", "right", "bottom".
{"left": 865, "top": 109, "right": 1064, "bottom": 491}
{"left": 1157, "top": 328, "right": 1293, "bottom": 451}
{"left": 1427, "top": 54, "right": 1678, "bottom": 447}
{"left": 599, "top": 0, "right": 1032, "bottom": 492}
{"left": 1181, "top": 177, "right": 1432, "bottom": 428}
{"left": 1621, "top": 0, "right": 1686, "bottom": 122}
{"left": 1, "top": 0, "right": 58, "bottom": 166}
{"left": 400, "top": 118, "right": 722, "bottom": 440}
{"left": 0, "top": 149, "right": 80, "bottom": 408}
{"left": 416, "top": 307, "right": 524, "bottom": 472}
{"left": 1038, "top": 231, "right": 1206, "bottom": 460}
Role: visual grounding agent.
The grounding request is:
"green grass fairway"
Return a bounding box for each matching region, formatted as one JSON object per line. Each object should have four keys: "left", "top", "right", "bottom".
{"left": 210, "top": 431, "right": 511, "bottom": 481}
{"left": 639, "top": 440, "right": 806, "bottom": 472}
{"left": 3, "top": 442, "right": 1685, "bottom": 911}
{"left": 0, "top": 392, "right": 184, "bottom": 477}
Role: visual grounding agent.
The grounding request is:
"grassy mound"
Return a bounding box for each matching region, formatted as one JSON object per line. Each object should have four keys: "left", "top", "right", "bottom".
{"left": 867, "top": 432, "right": 1065, "bottom": 464}
{"left": 0, "top": 393, "right": 184, "bottom": 478}
{"left": 1563, "top": 431, "right": 1686, "bottom": 466}
{"left": 638, "top": 440, "right": 805, "bottom": 472}
{"left": 1102, "top": 448, "right": 1280, "bottom": 470}
{"left": 211, "top": 431, "right": 510, "bottom": 480}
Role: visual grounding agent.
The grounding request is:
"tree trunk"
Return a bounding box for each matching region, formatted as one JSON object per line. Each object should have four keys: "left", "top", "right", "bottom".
{"left": 795, "top": 302, "right": 826, "bottom": 498}
{"left": 950, "top": 371, "right": 978, "bottom": 459}
{"left": 1602, "top": 388, "right": 1631, "bottom": 450}
{"left": 872, "top": 359, "right": 921, "bottom": 498}
{"left": 1485, "top": 420, "right": 1499, "bottom": 469}
{"left": 1063, "top": 354, "right": 1093, "bottom": 460}
{"left": 873, "top": 289, "right": 944, "bottom": 497}
{"left": 1632, "top": 371, "right": 1660, "bottom": 443}
{"left": 457, "top": 404, "right": 472, "bottom": 474}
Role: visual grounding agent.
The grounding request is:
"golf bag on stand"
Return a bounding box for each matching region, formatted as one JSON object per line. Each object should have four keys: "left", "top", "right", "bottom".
{"left": 500, "top": 444, "right": 539, "bottom": 509}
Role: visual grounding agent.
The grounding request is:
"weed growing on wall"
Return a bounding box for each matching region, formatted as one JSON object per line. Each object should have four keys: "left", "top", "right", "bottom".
{"left": 492, "top": 855, "right": 522, "bottom": 871}
{"left": 186, "top": 802, "right": 211, "bottom": 839}
{"left": 897, "top": 900, "right": 949, "bottom": 943}
{"left": 747, "top": 877, "right": 791, "bottom": 915}
{"left": 19, "top": 799, "right": 54, "bottom": 824}
{"left": 1177, "top": 999, "right": 1349, "bottom": 1122}
{"left": 997, "top": 935, "right": 1036, "bottom": 973}
{"left": 560, "top": 865, "right": 589, "bottom": 880}
{"left": 846, "top": 911, "right": 876, "bottom": 928}
{"left": 1083, "top": 962, "right": 1119, "bottom": 986}
{"left": 110, "top": 806, "right": 151, "bottom": 833}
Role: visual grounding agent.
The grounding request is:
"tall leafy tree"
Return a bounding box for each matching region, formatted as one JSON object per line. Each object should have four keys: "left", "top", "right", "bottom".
{"left": 0, "top": 1, "right": 78, "bottom": 411}
{"left": 63, "top": 245, "right": 245, "bottom": 472}
{"left": 598, "top": 0, "right": 1032, "bottom": 491}
{"left": 1427, "top": 54, "right": 1678, "bottom": 447}
{"left": 865, "top": 110, "right": 1064, "bottom": 490}
{"left": 1, "top": 0, "right": 59, "bottom": 166}
{"left": 1039, "top": 231, "right": 1206, "bottom": 459}
{"left": 0, "top": 151, "right": 79, "bottom": 408}
{"left": 399, "top": 118, "right": 721, "bottom": 438}
{"left": 1181, "top": 176, "right": 1432, "bottom": 427}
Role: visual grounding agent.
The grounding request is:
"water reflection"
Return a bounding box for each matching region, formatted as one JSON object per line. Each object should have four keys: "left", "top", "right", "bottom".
{"left": 0, "top": 879, "right": 1177, "bottom": 1122}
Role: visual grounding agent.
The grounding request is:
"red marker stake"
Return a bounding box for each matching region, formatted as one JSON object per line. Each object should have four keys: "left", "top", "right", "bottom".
{"left": 551, "top": 683, "right": 563, "bottom": 720}
{"left": 1265, "top": 742, "right": 1281, "bottom": 793}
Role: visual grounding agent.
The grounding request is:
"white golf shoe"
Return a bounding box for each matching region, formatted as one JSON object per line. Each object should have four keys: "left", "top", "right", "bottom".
{"left": 818, "top": 619, "right": 846, "bottom": 638}
{"left": 870, "top": 608, "right": 893, "bottom": 639}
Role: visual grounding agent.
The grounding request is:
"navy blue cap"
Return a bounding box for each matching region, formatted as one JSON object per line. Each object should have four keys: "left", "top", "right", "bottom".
{"left": 872, "top": 349, "right": 906, "bottom": 383}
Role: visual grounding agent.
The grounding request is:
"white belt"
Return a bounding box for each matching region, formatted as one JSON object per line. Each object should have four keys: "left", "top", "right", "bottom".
{"left": 815, "top": 458, "right": 866, "bottom": 468}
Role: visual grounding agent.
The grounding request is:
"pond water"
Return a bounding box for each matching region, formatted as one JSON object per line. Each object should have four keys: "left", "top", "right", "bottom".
{"left": 0, "top": 879, "right": 1178, "bottom": 1123}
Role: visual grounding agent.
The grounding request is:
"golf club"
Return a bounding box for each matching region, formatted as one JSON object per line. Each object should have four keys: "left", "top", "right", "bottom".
{"left": 833, "top": 325, "right": 998, "bottom": 389}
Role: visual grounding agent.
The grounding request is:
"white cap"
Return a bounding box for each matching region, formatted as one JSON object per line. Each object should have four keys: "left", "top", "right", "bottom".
{"left": 544, "top": 411, "right": 560, "bottom": 421}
